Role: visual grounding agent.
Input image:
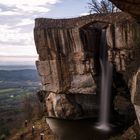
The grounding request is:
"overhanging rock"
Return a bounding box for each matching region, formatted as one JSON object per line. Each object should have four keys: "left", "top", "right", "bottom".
{"left": 110, "top": 0, "right": 140, "bottom": 20}
{"left": 34, "top": 13, "right": 140, "bottom": 123}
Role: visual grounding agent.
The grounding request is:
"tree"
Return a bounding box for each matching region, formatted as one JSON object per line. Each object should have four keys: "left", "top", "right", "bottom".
{"left": 22, "top": 94, "right": 44, "bottom": 121}
{"left": 88, "top": 0, "right": 120, "bottom": 14}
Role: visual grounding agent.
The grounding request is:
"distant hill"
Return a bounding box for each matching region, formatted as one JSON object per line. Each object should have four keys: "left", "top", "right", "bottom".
{"left": 0, "top": 65, "right": 36, "bottom": 70}
{"left": 0, "top": 69, "right": 40, "bottom": 82}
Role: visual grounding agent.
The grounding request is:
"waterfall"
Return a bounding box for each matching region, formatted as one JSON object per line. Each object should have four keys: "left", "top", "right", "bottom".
{"left": 96, "top": 29, "right": 113, "bottom": 131}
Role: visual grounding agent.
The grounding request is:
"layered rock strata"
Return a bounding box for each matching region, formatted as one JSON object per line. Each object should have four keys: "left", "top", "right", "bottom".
{"left": 34, "top": 13, "right": 140, "bottom": 124}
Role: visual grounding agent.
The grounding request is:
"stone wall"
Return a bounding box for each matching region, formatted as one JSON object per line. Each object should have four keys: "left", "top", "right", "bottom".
{"left": 34, "top": 13, "right": 140, "bottom": 123}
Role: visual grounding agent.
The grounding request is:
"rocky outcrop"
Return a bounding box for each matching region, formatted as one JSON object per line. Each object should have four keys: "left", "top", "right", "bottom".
{"left": 121, "top": 120, "right": 140, "bottom": 140}
{"left": 107, "top": 22, "right": 140, "bottom": 100}
{"left": 34, "top": 13, "right": 140, "bottom": 125}
{"left": 45, "top": 93, "right": 98, "bottom": 119}
{"left": 110, "top": 0, "right": 140, "bottom": 20}
{"left": 108, "top": 21, "right": 140, "bottom": 125}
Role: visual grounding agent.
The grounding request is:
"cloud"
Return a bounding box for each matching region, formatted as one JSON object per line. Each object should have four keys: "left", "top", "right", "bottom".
{"left": 0, "top": 56, "right": 37, "bottom": 65}
{"left": 0, "top": 0, "right": 61, "bottom": 57}
{"left": 0, "top": 0, "right": 61, "bottom": 13}
{"left": 0, "top": 4, "right": 19, "bottom": 12}
{"left": 0, "top": 11, "right": 21, "bottom": 16}
{"left": 16, "top": 19, "right": 34, "bottom": 26}
{"left": 0, "top": 45, "right": 37, "bottom": 56}
{"left": 0, "top": 25, "right": 33, "bottom": 45}
{"left": 80, "top": 12, "right": 90, "bottom": 16}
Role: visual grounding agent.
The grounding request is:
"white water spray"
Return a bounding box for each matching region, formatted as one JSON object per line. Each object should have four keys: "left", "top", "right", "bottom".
{"left": 96, "top": 29, "right": 113, "bottom": 131}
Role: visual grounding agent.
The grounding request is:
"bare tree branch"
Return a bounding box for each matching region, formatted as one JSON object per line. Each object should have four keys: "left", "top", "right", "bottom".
{"left": 88, "top": 0, "right": 120, "bottom": 14}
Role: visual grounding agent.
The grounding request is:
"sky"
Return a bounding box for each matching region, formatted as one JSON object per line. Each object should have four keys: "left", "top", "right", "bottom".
{"left": 0, "top": 0, "right": 90, "bottom": 64}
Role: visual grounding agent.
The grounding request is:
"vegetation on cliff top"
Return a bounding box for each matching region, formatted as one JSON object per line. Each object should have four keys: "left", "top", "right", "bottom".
{"left": 88, "top": 0, "right": 120, "bottom": 14}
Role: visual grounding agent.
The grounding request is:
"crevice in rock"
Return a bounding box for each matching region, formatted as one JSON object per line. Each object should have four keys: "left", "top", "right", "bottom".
{"left": 111, "top": 67, "right": 137, "bottom": 130}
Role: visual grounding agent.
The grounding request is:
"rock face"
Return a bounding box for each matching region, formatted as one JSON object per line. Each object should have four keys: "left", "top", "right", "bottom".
{"left": 45, "top": 93, "right": 98, "bottom": 119}
{"left": 34, "top": 13, "right": 140, "bottom": 124}
{"left": 110, "top": 0, "right": 140, "bottom": 20}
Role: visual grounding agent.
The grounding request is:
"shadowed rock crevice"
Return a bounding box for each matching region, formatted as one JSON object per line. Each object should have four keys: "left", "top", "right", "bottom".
{"left": 112, "top": 69, "right": 136, "bottom": 125}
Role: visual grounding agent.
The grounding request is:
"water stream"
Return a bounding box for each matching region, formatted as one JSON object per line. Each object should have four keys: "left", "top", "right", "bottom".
{"left": 96, "top": 29, "right": 113, "bottom": 131}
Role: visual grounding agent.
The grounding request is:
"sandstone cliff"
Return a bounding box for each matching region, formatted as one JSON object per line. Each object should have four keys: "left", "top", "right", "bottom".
{"left": 34, "top": 13, "right": 140, "bottom": 126}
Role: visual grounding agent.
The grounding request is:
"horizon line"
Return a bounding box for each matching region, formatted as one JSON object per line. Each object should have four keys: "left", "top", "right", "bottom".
{"left": 0, "top": 55, "right": 38, "bottom": 58}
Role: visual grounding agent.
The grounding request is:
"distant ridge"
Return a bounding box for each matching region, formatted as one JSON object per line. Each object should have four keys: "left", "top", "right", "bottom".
{"left": 0, "top": 69, "right": 39, "bottom": 82}
{"left": 0, "top": 65, "right": 36, "bottom": 70}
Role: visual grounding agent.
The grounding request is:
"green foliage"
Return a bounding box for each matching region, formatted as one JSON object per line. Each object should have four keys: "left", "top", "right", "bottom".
{"left": 0, "top": 126, "right": 10, "bottom": 138}
{"left": 0, "top": 68, "right": 41, "bottom": 139}
{"left": 0, "top": 89, "right": 16, "bottom": 93}
{"left": 23, "top": 94, "right": 44, "bottom": 121}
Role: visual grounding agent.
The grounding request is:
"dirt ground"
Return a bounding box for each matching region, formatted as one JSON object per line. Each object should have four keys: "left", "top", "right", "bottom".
{"left": 8, "top": 117, "right": 57, "bottom": 140}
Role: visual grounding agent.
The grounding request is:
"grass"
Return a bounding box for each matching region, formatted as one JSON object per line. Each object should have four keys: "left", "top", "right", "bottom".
{"left": 0, "top": 88, "right": 32, "bottom": 99}
{"left": 0, "top": 88, "right": 18, "bottom": 93}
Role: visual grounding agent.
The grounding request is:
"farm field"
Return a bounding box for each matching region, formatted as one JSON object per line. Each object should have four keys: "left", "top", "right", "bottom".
{"left": 0, "top": 67, "right": 41, "bottom": 137}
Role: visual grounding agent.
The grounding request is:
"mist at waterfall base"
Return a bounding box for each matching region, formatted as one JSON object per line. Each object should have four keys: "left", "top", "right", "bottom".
{"left": 45, "top": 30, "right": 122, "bottom": 140}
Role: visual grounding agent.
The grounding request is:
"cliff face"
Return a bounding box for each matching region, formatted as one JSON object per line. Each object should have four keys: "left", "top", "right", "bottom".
{"left": 34, "top": 13, "right": 140, "bottom": 124}
{"left": 110, "top": 0, "right": 140, "bottom": 20}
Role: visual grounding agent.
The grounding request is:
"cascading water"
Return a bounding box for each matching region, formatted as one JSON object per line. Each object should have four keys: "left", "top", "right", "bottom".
{"left": 96, "top": 29, "right": 113, "bottom": 131}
